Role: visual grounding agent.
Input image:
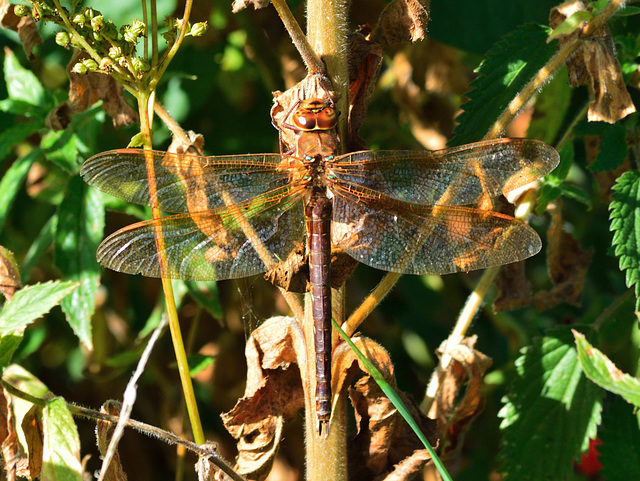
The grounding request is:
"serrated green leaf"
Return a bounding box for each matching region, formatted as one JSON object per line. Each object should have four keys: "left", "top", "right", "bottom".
{"left": 574, "top": 331, "right": 640, "bottom": 406}
{"left": 0, "top": 281, "right": 79, "bottom": 336}
{"left": 0, "top": 149, "right": 41, "bottom": 235}
{"left": 55, "top": 176, "right": 105, "bottom": 349}
{"left": 41, "top": 130, "right": 82, "bottom": 174}
{"left": 451, "top": 23, "right": 557, "bottom": 146}
{"left": 498, "top": 326, "right": 604, "bottom": 481}
{"left": 588, "top": 123, "right": 628, "bottom": 172}
{"left": 609, "top": 171, "right": 640, "bottom": 310}
{"left": 599, "top": 396, "right": 640, "bottom": 481}
{"left": 0, "top": 334, "right": 24, "bottom": 370}
{"left": 3, "top": 49, "right": 45, "bottom": 106}
{"left": 42, "top": 397, "right": 83, "bottom": 481}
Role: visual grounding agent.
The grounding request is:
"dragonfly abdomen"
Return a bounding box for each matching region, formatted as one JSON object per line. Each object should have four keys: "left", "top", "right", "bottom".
{"left": 305, "top": 187, "right": 333, "bottom": 433}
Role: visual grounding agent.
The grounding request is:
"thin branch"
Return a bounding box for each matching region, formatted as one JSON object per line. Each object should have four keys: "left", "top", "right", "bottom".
{"left": 0, "top": 380, "right": 246, "bottom": 481}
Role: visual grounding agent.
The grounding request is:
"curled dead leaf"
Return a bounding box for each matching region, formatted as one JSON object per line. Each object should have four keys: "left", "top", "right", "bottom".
{"left": 426, "top": 336, "right": 492, "bottom": 461}
{"left": 549, "top": 0, "right": 636, "bottom": 123}
{"left": 0, "top": 1, "right": 42, "bottom": 60}
{"left": 494, "top": 261, "right": 533, "bottom": 311}
{"left": 347, "top": 31, "right": 383, "bottom": 150}
{"left": 534, "top": 200, "right": 593, "bottom": 310}
{"left": 221, "top": 317, "right": 305, "bottom": 480}
{"left": 332, "top": 338, "right": 437, "bottom": 479}
{"left": 21, "top": 404, "right": 43, "bottom": 480}
{"left": 0, "top": 245, "right": 21, "bottom": 301}
{"left": 271, "top": 73, "right": 337, "bottom": 154}
{"left": 0, "top": 387, "right": 19, "bottom": 481}
{"left": 231, "top": 0, "right": 270, "bottom": 13}
{"left": 47, "top": 51, "right": 138, "bottom": 130}
{"left": 371, "top": 0, "right": 430, "bottom": 48}
{"left": 96, "top": 401, "right": 128, "bottom": 481}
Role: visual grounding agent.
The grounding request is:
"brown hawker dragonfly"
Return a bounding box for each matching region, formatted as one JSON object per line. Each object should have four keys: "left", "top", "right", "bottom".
{"left": 81, "top": 97, "right": 559, "bottom": 434}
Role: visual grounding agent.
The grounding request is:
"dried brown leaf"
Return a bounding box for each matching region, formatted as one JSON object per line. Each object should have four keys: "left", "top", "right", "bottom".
{"left": 549, "top": 0, "right": 635, "bottom": 123}
{"left": 347, "top": 31, "right": 383, "bottom": 150}
{"left": 221, "top": 317, "right": 305, "bottom": 480}
{"left": 0, "top": 387, "right": 22, "bottom": 481}
{"left": 21, "top": 404, "right": 43, "bottom": 479}
{"left": 47, "top": 51, "right": 138, "bottom": 130}
{"left": 534, "top": 201, "right": 593, "bottom": 310}
{"left": 231, "top": 0, "right": 270, "bottom": 13}
{"left": 96, "top": 401, "right": 128, "bottom": 481}
{"left": 331, "top": 338, "right": 437, "bottom": 480}
{"left": 493, "top": 261, "right": 533, "bottom": 311}
{"left": 0, "top": 0, "right": 42, "bottom": 60}
{"left": 0, "top": 245, "right": 21, "bottom": 301}
{"left": 427, "top": 336, "right": 491, "bottom": 460}
{"left": 383, "top": 449, "right": 431, "bottom": 481}
{"left": 271, "top": 73, "right": 337, "bottom": 154}
{"left": 372, "top": 0, "right": 430, "bottom": 48}
{"left": 196, "top": 444, "right": 223, "bottom": 481}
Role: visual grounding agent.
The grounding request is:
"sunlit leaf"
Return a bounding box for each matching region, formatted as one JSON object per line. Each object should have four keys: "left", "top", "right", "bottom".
{"left": 498, "top": 326, "right": 603, "bottom": 481}
{"left": 0, "top": 281, "right": 79, "bottom": 336}
{"left": 41, "top": 398, "right": 83, "bottom": 481}
{"left": 574, "top": 330, "right": 640, "bottom": 406}
{"left": 451, "top": 23, "right": 557, "bottom": 145}
{"left": 610, "top": 171, "right": 640, "bottom": 310}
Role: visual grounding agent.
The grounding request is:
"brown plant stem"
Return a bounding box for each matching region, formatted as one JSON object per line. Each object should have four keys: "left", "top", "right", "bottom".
{"left": 0, "top": 380, "right": 246, "bottom": 481}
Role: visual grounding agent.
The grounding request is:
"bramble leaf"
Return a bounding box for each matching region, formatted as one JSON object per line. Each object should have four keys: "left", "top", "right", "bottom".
{"left": 42, "top": 398, "right": 84, "bottom": 481}
{"left": 574, "top": 330, "right": 640, "bottom": 406}
{"left": 609, "top": 171, "right": 640, "bottom": 310}
{"left": 451, "top": 23, "right": 557, "bottom": 145}
{"left": 498, "top": 326, "right": 603, "bottom": 481}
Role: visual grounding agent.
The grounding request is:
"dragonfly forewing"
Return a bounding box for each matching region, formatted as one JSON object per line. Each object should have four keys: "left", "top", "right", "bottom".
{"left": 96, "top": 188, "right": 306, "bottom": 281}
{"left": 81, "top": 149, "right": 301, "bottom": 213}
{"left": 331, "top": 190, "right": 541, "bottom": 275}
{"left": 329, "top": 138, "right": 559, "bottom": 206}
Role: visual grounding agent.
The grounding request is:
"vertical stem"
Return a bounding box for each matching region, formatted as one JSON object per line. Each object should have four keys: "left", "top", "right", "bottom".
{"left": 137, "top": 90, "right": 205, "bottom": 447}
{"left": 304, "top": 1, "right": 349, "bottom": 480}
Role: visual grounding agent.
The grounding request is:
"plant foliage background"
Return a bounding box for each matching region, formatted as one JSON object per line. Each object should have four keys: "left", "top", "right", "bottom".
{"left": 0, "top": 0, "right": 639, "bottom": 480}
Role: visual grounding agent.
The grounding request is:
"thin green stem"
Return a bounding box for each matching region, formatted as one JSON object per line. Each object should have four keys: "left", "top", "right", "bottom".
{"left": 153, "top": 0, "right": 193, "bottom": 87}
{"left": 137, "top": 90, "right": 205, "bottom": 446}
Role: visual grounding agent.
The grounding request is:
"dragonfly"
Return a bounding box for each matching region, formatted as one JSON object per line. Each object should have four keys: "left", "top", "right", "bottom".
{"left": 81, "top": 97, "right": 559, "bottom": 434}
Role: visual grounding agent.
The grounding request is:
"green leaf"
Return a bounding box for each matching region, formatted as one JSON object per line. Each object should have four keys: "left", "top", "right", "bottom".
{"left": 0, "top": 149, "right": 41, "bottom": 235}
{"left": 0, "top": 123, "right": 42, "bottom": 166}
{"left": 42, "top": 397, "right": 84, "bottom": 481}
{"left": 41, "top": 130, "right": 82, "bottom": 174}
{"left": 587, "top": 123, "right": 628, "bottom": 173}
{"left": 0, "top": 281, "right": 78, "bottom": 369}
{"left": 55, "top": 176, "right": 105, "bottom": 349}
{"left": 609, "top": 171, "right": 640, "bottom": 310}
{"left": 187, "top": 354, "right": 215, "bottom": 376}
{"left": 574, "top": 330, "right": 640, "bottom": 406}
{"left": 599, "top": 396, "right": 640, "bottom": 481}
{"left": 3, "top": 49, "right": 45, "bottom": 106}
{"left": 0, "top": 281, "right": 79, "bottom": 336}
{"left": 548, "top": 10, "right": 592, "bottom": 42}
{"left": 20, "top": 214, "right": 56, "bottom": 280}
{"left": 498, "top": 326, "right": 604, "bottom": 481}
{"left": 451, "top": 23, "right": 557, "bottom": 146}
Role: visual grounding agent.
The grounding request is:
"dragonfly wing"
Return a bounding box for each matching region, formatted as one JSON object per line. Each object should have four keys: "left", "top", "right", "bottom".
{"left": 81, "top": 150, "right": 300, "bottom": 213}
{"left": 332, "top": 191, "right": 541, "bottom": 275}
{"left": 97, "top": 188, "right": 306, "bottom": 281}
{"left": 330, "top": 138, "right": 559, "bottom": 205}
